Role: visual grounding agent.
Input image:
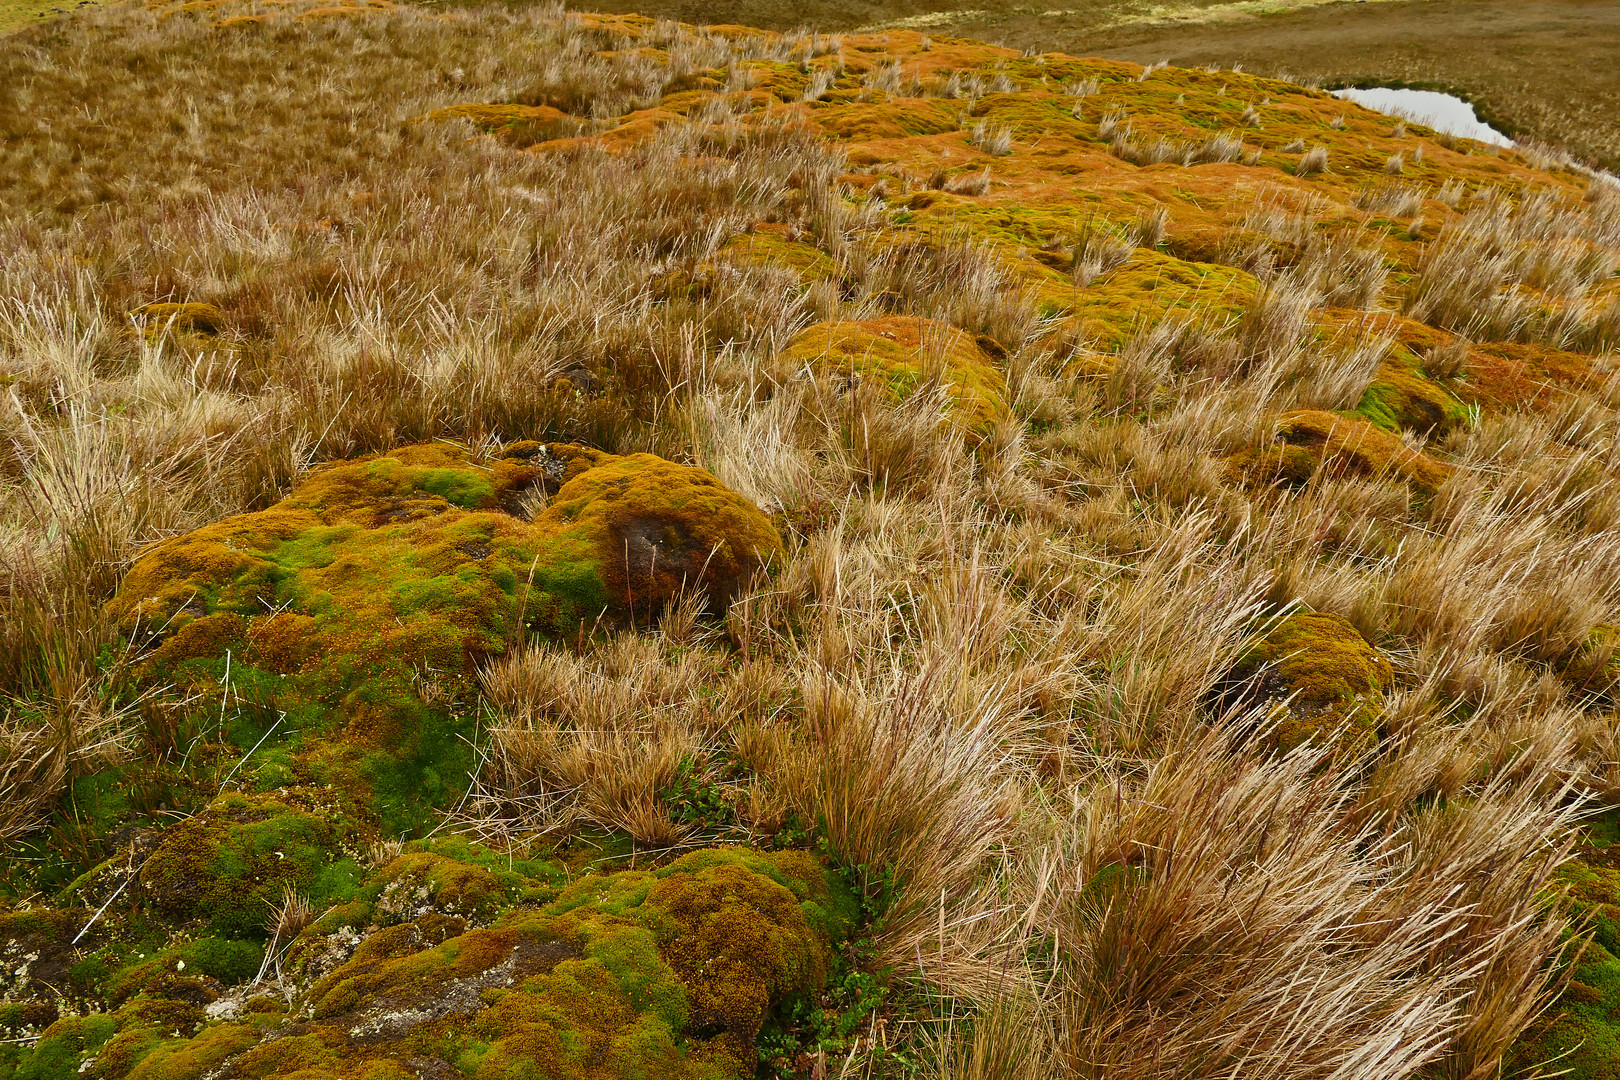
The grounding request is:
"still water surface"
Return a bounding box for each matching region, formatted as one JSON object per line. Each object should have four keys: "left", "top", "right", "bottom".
{"left": 1331, "top": 86, "right": 1514, "bottom": 147}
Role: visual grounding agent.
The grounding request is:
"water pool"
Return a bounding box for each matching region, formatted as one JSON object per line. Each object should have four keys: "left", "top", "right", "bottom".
{"left": 1331, "top": 86, "right": 1514, "bottom": 147}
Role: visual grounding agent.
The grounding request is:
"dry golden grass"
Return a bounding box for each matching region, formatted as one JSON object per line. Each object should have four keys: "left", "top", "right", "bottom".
{"left": 3, "top": 3, "right": 1620, "bottom": 1075}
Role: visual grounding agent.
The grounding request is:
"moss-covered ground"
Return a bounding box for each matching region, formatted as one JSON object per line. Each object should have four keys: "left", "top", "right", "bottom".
{"left": 0, "top": 843, "right": 854, "bottom": 1080}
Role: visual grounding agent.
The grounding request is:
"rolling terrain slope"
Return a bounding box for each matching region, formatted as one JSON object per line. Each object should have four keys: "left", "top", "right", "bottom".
{"left": 3, "top": 5, "right": 1620, "bottom": 1078}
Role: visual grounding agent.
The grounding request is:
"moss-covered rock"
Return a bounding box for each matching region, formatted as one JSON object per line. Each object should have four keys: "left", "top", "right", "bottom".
{"left": 782, "top": 315, "right": 1008, "bottom": 436}
{"left": 112, "top": 441, "right": 542, "bottom": 642}
{"left": 123, "top": 1022, "right": 260, "bottom": 1080}
{"left": 0, "top": 908, "right": 94, "bottom": 1005}
{"left": 1065, "top": 249, "right": 1259, "bottom": 350}
{"left": 718, "top": 224, "right": 839, "bottom": 283}
{"left": 372, "top": 839, "right": 566, "bottom": 926}
{"left": 1217, "top": 611, "right": 1393, "bottom": 751}
{"left": 529, "top": 445, "right": 784, "bottom": 621}
{"left": 640, "top": 848, "right": 850, "bottom": 1059}
{"left": 1, "top": 848, "right": 851, "bottom": 1080}
{"left": 4, "top": 845, "right": 846, "bottom": 1080}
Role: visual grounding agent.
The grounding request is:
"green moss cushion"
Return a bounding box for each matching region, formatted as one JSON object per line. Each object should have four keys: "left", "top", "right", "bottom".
{"left": 105, "top": 442, "right": 782, "bottom": 831}
{"left": 10, "top": 848, "right": 851, "bottom": 1080}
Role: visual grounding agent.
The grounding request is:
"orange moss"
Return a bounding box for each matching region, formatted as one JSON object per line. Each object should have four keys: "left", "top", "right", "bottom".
{"left": 413, "top": 103, "right": 584, "bottom": 148}
{"left": 299, "top": 2, "right": 392, "bottom": 20}
{"left": 1229, "top": 409, "right": 1454, "bottom": 493}
{"left": 420, "top": 103, "right": 567, "bottom": 128}
{"left": 243, "top": 612, "right": 319, "bottom": 675}
{"left": 143, "top": 612, "right": 247, "bottom": 667}
{"left": 643, "top": 850, "right": 834, "bottom": 1052}
{"left": 373, "top": 848, "right": 557, "bottom": 924}
{"left": 1466, "top": 341, "right": 1612, "bottom": 412}
{"left": 1066, "top": 249, "right": 1257, "bottom": 347}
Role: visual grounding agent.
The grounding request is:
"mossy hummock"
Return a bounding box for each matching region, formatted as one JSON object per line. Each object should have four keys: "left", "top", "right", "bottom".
{"left": 321, "top": 847, "right": 848, "bottom": 1080}
{"left": 1227, "top": 409, "right": 1454, "bottom": 494}
{"left": 530, "top": 446, "right": 784, "bottom": 621}
{"left": 129, "top": 302, "right": 225, "bottom": 334}
{"left": 1218, "top": 611, "right": 1393, "bottom": 751}
{"left": 107, "top": 441, "right": 781, "bottom": 832}
{"left": 783, "top": 314, "right": 1009, "bottom": 435}
{"left": 5, "top": 848, "right": 853, "bottom": 1080}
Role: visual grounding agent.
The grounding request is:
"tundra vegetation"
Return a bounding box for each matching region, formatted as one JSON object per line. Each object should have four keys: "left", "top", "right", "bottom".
{"left": 2, "top": 5, "right": 1620, "bottom": 1079}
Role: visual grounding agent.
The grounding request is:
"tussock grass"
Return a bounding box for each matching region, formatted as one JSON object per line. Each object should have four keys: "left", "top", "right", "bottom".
{"left": 970, "top": 120, "right": 1014, "bottom": 156}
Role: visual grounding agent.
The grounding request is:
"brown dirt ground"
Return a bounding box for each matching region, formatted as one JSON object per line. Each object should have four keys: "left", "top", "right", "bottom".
{"left": 566, "top": 0, "right": 1620, "bottom": 171}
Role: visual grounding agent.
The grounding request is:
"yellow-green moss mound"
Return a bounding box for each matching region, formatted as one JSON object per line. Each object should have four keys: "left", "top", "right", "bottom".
{"left": 530, "top": 444, "right": 784, "bottom": 620}
{"left": 1356, "top": 357, "right": 1471, "bottom": 436}
{"left": 108, "top": 441, "right": 781, "bottom": 831}
{"left": 718, "top": 224, "right": 839, "bottom": 283}
{"left": 783, "top": 315, "right": 1008, "bottom": 435}
{"left": 1218, "top": 611, "right": 1393, "bottom": 751}
{"left": 415, "top": 103, "right": 584, "bottom": 148}
{"left": 129, "top": 302, "right": 225, "bottom": 333}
